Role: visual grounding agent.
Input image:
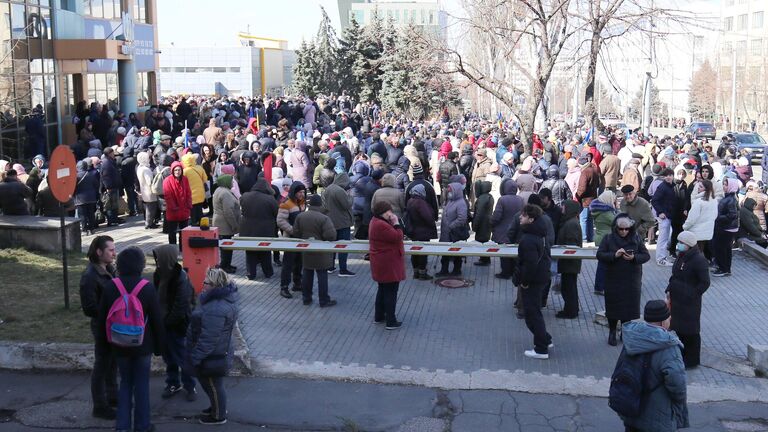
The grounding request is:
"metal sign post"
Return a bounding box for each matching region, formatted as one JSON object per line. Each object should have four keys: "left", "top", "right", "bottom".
{"left": 48, "top": 145, "right": 77, "bottom": 309}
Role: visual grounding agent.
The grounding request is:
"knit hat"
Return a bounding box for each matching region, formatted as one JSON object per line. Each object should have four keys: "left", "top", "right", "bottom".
{"left": 411, "top": 183, "right": 426, "bottom": 199}
{"left": 620, "top": 185, "right": 635, "bottom": 194}
{"left": 372, "top": 200, "right": 392, "bottom": 217}
{"left": 412, "top": 163, "right": 424, "bottom": 175}
{"left": 651, "top": 163, "right": 663, "bottom": 176}
{"left": 371, "top": 169, "right": 384, "bottom": 181}
{"left": 307, "top": 194, "right": 323, "bottom": 207}
{"left": 643, "top": 300, "right": 671, "bottom": 323}
{"left": 677, "top": 231, "right": 697, "bottom": 248}
{"left": 220, "top": 164, "right": 235, "bottom": 175}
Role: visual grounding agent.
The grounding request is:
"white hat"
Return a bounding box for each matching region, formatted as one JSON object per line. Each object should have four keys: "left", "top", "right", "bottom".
{"left": 116, "top": 127, "right": 126, "bottom": 136}
{"left": 246, "top": 134, "right": 257, "bottom": 144}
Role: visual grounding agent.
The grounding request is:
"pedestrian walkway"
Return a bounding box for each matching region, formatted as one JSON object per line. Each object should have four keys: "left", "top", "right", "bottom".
{"left": 83, "top": 221, "right": 768, "bottom": 399}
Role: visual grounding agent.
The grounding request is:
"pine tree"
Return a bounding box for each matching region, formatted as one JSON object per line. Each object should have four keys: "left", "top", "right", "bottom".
{"left": 313, "top": 6, "right": 340, "bottom": 95}
{"left": 688, "top": 60, "right": 717, "bottom": 121}
{"left": 357, "top": 9, "right": 385, "bottom": 103}
{"left": 292, "top": 39, "right": 319, "bottom": 97}
{"left": 338, "top": 15, "right": 364, "bottom": 99}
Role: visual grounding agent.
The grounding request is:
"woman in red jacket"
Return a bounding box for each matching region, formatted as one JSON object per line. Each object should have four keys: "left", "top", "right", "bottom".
{"left": 162, "top": 161, "right": 192, "bottom": 247}
{"left": 369, "top": 201, "right": 406, "bottom": 330}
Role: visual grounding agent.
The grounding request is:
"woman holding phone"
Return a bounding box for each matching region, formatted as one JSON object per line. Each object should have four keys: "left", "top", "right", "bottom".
{"left": 596, "top": 214, "right": 650, "bottom": 346}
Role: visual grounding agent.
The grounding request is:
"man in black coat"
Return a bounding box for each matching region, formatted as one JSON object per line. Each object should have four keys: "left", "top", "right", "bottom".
{"left": 100, "top": 148, "right": 123, "bottom": 225}
{"left": 665, "top": 231, "right": 710, "bottom": 368}
{"left": 0, "top": 169, "right": 32, "bottom": 215}
{"left": 240, "top": 179, "right": 279, "bottom": 279}
{"left": 517, "top": 204, "right": 553, "bottom": 359}
{"left": 404, "top": 164, "right": 439, "bottom": 221}
{"left": 79, "top": 236, "right": 118, "bottom": 419}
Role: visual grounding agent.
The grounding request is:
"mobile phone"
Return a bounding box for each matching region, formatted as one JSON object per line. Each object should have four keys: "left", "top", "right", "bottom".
{"left": 624, "top": 249, "right": 634, "bottom": 255}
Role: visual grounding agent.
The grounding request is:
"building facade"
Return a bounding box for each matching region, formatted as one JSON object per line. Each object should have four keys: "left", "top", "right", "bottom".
{"left": 338, "top": 0, "right": 446, "bottom": 41}
{"left": 159, "top": 34, "right": 295, "bottom": 98}
{"left": 0, "top": 0, "right": 159, "bottom": 163}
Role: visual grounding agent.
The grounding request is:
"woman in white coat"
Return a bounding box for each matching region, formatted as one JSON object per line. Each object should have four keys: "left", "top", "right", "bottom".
{"left": 136, "top": 151, "right": 158, "bottom": 229}
{"left": 683, "top": 179, "right": 718, "bottom": 262}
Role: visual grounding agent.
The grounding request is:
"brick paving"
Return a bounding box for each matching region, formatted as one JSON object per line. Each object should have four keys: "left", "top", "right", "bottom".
{"left": 83, "top": 218, "right": 768, "bottom": 390}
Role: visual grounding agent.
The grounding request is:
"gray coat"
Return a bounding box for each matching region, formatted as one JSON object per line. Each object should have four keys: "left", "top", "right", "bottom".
{"left": 185, "top": 283, "right": 238, "bottom": 373}
{"left": 371, "top": 174, "right": 406, "bottom": 219}
{"left": 293, "top": 206, "right": 337, "bottom": 269}
{"left": 212, "top": 187, "right": 240, "bottom": 236}
{"left": 439, "top": 182, "right": 469, "bottom": 242}
{"left": 620, "top": 321, "right": 689, "bottom": 432}
{"left": 322, "top": 173, "right": 354, "bottom": 230}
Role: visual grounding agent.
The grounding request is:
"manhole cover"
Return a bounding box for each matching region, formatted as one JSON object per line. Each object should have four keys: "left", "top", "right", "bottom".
{"left": 0, "top": 409, "right": 16, "bottom": 423}
{"left": 434, "top": 277, "right": 474, "bottom": 288}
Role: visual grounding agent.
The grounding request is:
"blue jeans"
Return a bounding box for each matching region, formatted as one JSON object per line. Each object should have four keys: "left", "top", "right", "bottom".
{"left": 116, "top": 355, "right": 152, "bottom": 432}
{"left": 580, "top": 207, "right": 593, "bottom": 242}
{"left": 162, "top": 328, "right": 195, "bottom": 391}
{"left": 333, "top": 227, "right": 351, "bottom": 271}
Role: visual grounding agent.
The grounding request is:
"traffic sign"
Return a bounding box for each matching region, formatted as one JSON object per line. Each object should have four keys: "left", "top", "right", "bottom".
{"left": 48, "top": 145, "right": 77, "bottom": 203}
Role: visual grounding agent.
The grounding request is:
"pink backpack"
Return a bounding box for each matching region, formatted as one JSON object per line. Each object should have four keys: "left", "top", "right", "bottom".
{"left": 106, "top": 278, "right": 149, "bottom": 347}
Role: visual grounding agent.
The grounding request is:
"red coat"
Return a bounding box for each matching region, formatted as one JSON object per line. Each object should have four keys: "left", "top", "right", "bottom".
{"left": 368, "top": 216, "right": 406, "bottom": 283}
{"left": 162, "top": 161, "right": 193, "bottom": 222}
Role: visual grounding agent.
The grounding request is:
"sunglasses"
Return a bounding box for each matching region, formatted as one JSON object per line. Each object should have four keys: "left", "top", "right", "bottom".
{"left": 617, "top": 227, "right": 631, "bottom": 232}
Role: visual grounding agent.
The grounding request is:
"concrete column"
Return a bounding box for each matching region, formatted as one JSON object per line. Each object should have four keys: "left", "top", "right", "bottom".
{"left": 118, "top": 59, "right": 137, "bottom": 114}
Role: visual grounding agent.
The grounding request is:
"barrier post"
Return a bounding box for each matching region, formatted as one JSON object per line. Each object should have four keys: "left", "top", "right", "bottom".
{"left": 181, "top": 226, "right": 220, "bottom": 293}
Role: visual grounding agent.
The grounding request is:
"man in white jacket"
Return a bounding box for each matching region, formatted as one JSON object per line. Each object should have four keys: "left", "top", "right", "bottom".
{"left": 136, "top": 151, "right": 158, "bottom": 229}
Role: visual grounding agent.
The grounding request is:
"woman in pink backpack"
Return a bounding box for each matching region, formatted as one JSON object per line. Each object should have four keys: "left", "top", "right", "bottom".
{"left": 98, "top": 246, "right": 165, "bottom": 432}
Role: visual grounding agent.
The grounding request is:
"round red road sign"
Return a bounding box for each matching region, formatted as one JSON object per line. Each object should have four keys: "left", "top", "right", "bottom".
{"left": 48, "top": 145, "right": 77, "bottom": 203}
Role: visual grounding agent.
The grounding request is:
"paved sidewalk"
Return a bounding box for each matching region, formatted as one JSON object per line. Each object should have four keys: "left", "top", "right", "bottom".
{"left": 82, "top": 220, "right": 768, "bottom": 398}
{"left": 2, "top": 370, "right": 767, "bottom": 431}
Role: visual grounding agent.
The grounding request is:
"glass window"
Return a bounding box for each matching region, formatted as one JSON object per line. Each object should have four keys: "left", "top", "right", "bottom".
{"left": 724, "top": 16, "right": 733, "bottom": 31}
{"left": 91, "top": 0, "right": 103, "bottom": 18}
{"left": 754, "top": 11, "right": 764, "bottom": 28}
{"left": 752, "top": 39, "right": 762, "bottom": 55}
{"left": 228, "top": 67, "right": 240, "bottom": 73}
{"left": 64, "top": 75, "right": 74, "bottom": 117}
{"left": 213, "top": 67, "right": 226, "bottom": 73}
{"left": 429, "top": 10, "right": 434, "bottom": 24}
{"left": 737, "top": 40, "right": 747, "bottom": 51}
{"left": 30, "top": 75, "right": 44, "bottom": 112}
{"left": 738, "top": 14, "right": 748, "bottom": 30}
{"left": 185, "top": 67, "right": 197, "bottom": 73}
{"left": 160, "top": 67, "right": 170, "bottom": 72}
{"left": 106, "top": 73, "right": 118, "bottom": 104}
{"left": 10, "top": 3, "right": 26, "bottom": 39}
{"left": 133, "top": 0, "right": 146, "bottom": 23}
{"left": 103, "top": 0, "right": 115, "bottom": 19}
{"left": 172, "top": 67, "right": 184, "bottom": 72}
{"left": 136, "top": 72, "right": 148, "bottom": 107}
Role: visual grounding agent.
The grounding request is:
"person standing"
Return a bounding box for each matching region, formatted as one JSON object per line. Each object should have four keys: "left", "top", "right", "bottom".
{"left": 100, "top": 148, "right": 123, "bottom": 226}
{"left": 369, "top": 201, "right": 406, "bottom": 330}
{"left": 212, "top": 174, "right": 240, "bottom": 274}
{"left": 151, "top": 244, "right": 196, "bottom": 401}
{"left": 712, "top": 177, "right": 740, "bottom": 277}
{"left": 618, "top": 300, "right": 689, "bottom": 432}
{"left": 683, "top": 179, "right": 717, "bottom": 263}
{"left": 491, "top": 179, "right": 523, "bottom": 279}
{"left": 517, "top": 204, "right": 553, "bottom": 359}
{"left": 181, "top": 153, "right": 208, "bottom": 226}
{"left": 136, "top": 151, "right": 159, "bottom": 229}
{"left": 619, "top": 185, "right": 655, "bottom": 241}
{"left": 651, "top": 168, "right": 676, "bottom": 266}
{"left": 471, "top": 180, "right": 494, "bottom": 266}
{"left": 575, "top": 156, "right": 600, "bottom": 242}
{"left": 321, "top": 170, "right": 356, "bottom": 277}
{"left": 665, "top": 231, "right": 710, "bottom": 369}
{"left": 436, "top": 182, "right": 470, "bottom": 277}
{"left": 556, "top": 200, "right": 583, "bottom": 319}
{"left": 97, "top": 247, "right": 165, "bottom": 432}
{"left": 162, "top": 161, "right": 192, "bottom": 248}
{"left": 277, "top": 182, "right": 307, "bottom": 298}
{"left": 240, "top": 179, "right": 279, "bottom": 280}
{"left": 590, "top": 190, "right": 618, "bottom": 295}
{"left": 294, "top": 194, "right": 338, "bottom": 307}
{"left": 597, "top": 215, "right": 651, "bottom": 346}
{"left": 79, "top": 236, "right": 118, "bottom": 420}
{"left": 75, "top": 160, "right": 101, "bottom": 235}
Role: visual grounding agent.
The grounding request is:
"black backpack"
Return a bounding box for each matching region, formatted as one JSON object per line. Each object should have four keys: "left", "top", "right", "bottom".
{"left": 608, "top": 347, "right": 657, "bottom": 418}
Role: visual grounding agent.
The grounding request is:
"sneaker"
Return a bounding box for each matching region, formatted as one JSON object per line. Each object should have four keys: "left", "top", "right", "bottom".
{"left": 548, "top": 343, "right": 554, "bottom": 349}
{"left": 319, "top": 300, "right": 338, "bottom": 308}
{"left": 161, "top": 384, "right": 182, "bottom": 399}
{"left": 327, "top": 267, "right": 337, "bottom": 273}
{"left": 593, "top": 290, "right": 604, "bottom": 296}
{"left": 338, "top": 270, "right": 356, "bottom": 277}
{"left": 185, "top": 388, "right": 197, "bottom": 402}
{"left": 374, "top": 319, "right": 385, "bottom": 324}
{"left": 656, "top": 258, "right": 674, "bottom": 267}
{"left": 385, "top": 321, "right": 403, "bottom": 330}
{"left": 92, "top": 406, "right": 116, "bottom": 420}
{"left": 524, "top": 349, "right": 549, "bottom": 360}
{"left": 555, "top": 311, "right": 578, "bottom": 319}
{"left": 199, "top": 415, "right": 227, "bottom": 425}
{"left": 712, "top": 270, "right": 731, "bottom": 277}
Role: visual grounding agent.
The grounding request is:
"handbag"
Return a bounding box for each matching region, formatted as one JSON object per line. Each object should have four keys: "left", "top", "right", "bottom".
{"left": 198, "top": 353, "right": 228, "bottom": 377}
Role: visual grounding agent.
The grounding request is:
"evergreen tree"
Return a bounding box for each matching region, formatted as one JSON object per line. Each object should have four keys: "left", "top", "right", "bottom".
{"left": 313, "top": 6, "right": 340, "bottom": 95}
{"left": 338, "top": 15, "right": 364, "bottom": 99}
{"left": 357, "top": 9, "right": 385, "bottom": 103}
{"left": 292, "top": 39, "right": 319, "bottom": 97}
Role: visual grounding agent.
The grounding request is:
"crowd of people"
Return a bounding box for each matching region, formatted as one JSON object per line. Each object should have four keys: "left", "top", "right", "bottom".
{"left": 3, "top": 93, "right": 768, "bottom": 432}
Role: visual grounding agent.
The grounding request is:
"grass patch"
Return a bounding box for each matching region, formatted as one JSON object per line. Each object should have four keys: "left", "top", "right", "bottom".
{"left": 0, "top": 248, "right": 159, "bottom": 343}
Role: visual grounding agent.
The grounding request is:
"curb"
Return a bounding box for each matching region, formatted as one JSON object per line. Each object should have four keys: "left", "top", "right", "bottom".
{"left": 740, "top": 240, "right": 768, "bottom": 267}
{"left": 0, "top": 322, "right": 252, "bottom": 376}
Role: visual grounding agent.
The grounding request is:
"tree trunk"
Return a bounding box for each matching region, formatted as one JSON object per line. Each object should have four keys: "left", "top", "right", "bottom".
{"left": 584, "top": 30, "right": 604, "bottom": 132}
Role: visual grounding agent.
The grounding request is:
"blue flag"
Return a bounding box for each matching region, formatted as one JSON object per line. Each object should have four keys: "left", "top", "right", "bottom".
{"left": 248, "top": 106, "right": 255, "bottom": 120}
{"left": 582, "top": 127, "right": 593, "bottom": 146}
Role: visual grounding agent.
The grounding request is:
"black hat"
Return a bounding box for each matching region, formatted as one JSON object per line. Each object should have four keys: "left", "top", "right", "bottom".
{"left": 620, "top": 185, "right": 635, "bottom": 194}
{"left": 307, "top": 194, "right": 323, "bottom": 207}
{"left": 643, "top": 300, "right": 670, "bottom": 322}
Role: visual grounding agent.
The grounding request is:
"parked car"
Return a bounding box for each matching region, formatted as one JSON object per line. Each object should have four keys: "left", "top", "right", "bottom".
{"left": 731, "top": 132, "right": 766, "bottom": 164}
{"left": 686, "top": 122, "right": 717, "bottom": 139}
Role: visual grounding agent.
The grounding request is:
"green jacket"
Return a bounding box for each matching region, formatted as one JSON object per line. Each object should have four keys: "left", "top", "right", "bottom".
{"left": 590, "top": 200, "right": 618, "bottom": 246}
{"left": 739, "top": 198, "right": 764, "bottom": 240}
{"left": 620, "top": 196, "right": 655, "bottom": 239}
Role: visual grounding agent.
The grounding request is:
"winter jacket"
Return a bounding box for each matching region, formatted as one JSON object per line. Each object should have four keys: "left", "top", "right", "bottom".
{"left": 557, "top": 200, "right": 583, "bottom": 274}
{"left": 621, "top": 162, "right": 642, "bottom": 193}
{"left": 162, "top": 163, "right": 193, "bottom": 222}
{"left": 385, "top": 143, "right": 404, "bottom": 172}
{"left": 576, "top": 164, "right": 599, "bottom": 205}
{"left": 291, "top": 143, "right": 311, "bottom": 188}
{"left": 739, "top": 198, "right": 764, "bottom": 240}
{"left": 716, "top": 193, "right": 740, "bottom": 231}
{"left": 405, "top": 194, "right": 437, "bottom": 241}
{"left": 0, "top": 177, "right": 32, "bottom": 215}
{"left": 97, "top": 275, "right": 165, "bottom": 357}
{"left": 293, "top": 205, "right": 337, "bottom": 269}
{"left": 276, "top": 182, "right": 307, "bottom": 237}
{"left": 404, "top": 177, "right": 439, "bottom": 221}
{"left": 100, "top": 156, "right": 122, "bottom": 190}
{"left": 472, "top": 180, "right": 494, "bottom": 242}
{"left": 153, "top": 244, "right": 194, "bottom": 334}
{"left": 212, "top": 177, "right": 240, "bottom": 236}
{"left": 182, "top": 153, "right": 208, "bottom": 205}
{"left": 491, "top": 179, "right": 523, "bottom": 244}
{"left": 185, "top": 283, "right": 238, "bottom": 375}
{"left": 540, "top": 178, "right": 572, "bottom": 207}
{"left": 651, "top": 180, "right": 676, "bottom": 218}
{"left": 517, "top": 216, "right": 551, "bottom": 286}
{"left": 596, "top": 217, "right": 650, "bottom": 321}
{"left": 590, "top": 199, "right": 618, "bottom": 246}
{"left": 74, "top": 168, "right": 101, "bottom": 206}
{"left": 620, "top": 322, "right": 689, "bottom": 432}
{"left": 322, "top": 174, "right": 354, "bottom": 229}
{"left": 438, "top": 159, "right": 459, "bottom": 191}
{"left": 515, "top": 172, "right": 538, "bottom": 204}
{"left": 682, "top": 193, "right": 718, "bottom": 241}
{"left": 599, "top": 154, "right": 621, "bottom": 190}
{"left": 360, "top": 176, "right": 380, "bottom": 225}
{"left": 665, "top": 246, "right": 710, "bottom": 335}
{"left": 745, "top": 190, "right": 767, "bottom": 230}
{"left": 620, "top": 196, "right": 656, "bottom": 240}
{"left": 79, "top": 262, "right": 116, "bottom": 351}
{"left": 239, "top": 179, "right": 278, "bottom": 237}
{"left": 371, "top": 174, "right": 406, "bottom": 219}
{"left": 136, "top": 152, "right": 157, "bottom": 203}
{"left": 439, "top": 182, "right": 469, "bottom": 242}
{"left": 369, "top": 216, "right": 406, "bottom": 283}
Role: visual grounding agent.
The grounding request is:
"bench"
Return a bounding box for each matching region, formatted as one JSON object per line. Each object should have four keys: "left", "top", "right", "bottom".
{"left": 0, "top": 216, "right": 82, "bottom": 252}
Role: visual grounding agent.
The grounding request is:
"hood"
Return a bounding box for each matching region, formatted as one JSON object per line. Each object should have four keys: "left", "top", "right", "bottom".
{"left": 411, "top": 183, "right": 426, "bottom": 199}
{"left": 217, "top": 174, "right": 233, "bottom": 189}
{"left": 447, "top": 182, "right": 464, "bottom": 202}
{"left": 743, "top": 197, "right": 756, "bottom": 211}
{"left": 352, "top": 159, "right": 370, "bottom": 176}
{"left": 170, "top": 161, "right": 184, "bottom": 175}
{"left": 136, "top": 151, "right": 151, "bottom": 167}
{"left": 181, "top": 153, "right": 198, "bottom": 168}
{"left": 252, "top": 178, "right": 272, "bottom": 194}
{"left": 381, "top": 173, "right": 396, "bottom": 188}
{"left": 500, "top": 178, "right": 518, "bottom": 196}
{"left": 622, "top": 321, "right": 682, "bottom": 355}
{"left": 33, "top": 154, "right": 46, "bottom": 165}
{"left": 521, "top": 214, "right": 548, "bottom": 237}
{"left": 152, "top": 244, "right": 179, "bottom": 275}
{"left": 563, "top": 200, "right": 581, "bottom": 220}
{"left": 516, "top": 174, "right": 536, "bottom": 191}
{"left": 474, "top": 180, "right": 491, "bottom": 196}
{"left": 200, "top": 283, "right": 238, "bottom": 305}
{"left": 288, "top": 181, "right": 307, "bottom": 202}
{"left": 333, "top": 172, "right": 350, "bottom": 189}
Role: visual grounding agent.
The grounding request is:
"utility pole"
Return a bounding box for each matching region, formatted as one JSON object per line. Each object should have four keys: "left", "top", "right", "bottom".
{"left": 731, "top": 51, "right": 737, "bottom": 131}
{"left": 642, "top": 7, "right": 654, "bottom": 136}
{"left": 571, "top": 70, "right": 579, "bottom": 124}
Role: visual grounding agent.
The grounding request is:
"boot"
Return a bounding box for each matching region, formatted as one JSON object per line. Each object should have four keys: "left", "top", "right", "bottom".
{"left": 435, "top": 265, "right": 450, "bottom": 277}
{"left": 420, "top": 269, "right": 433, "bottom": 280}
{"left": 608, "top": 329, "right": 617, "bottom": 346}
{"left": 413, "top": 270, "right": 420, "bottom": 280}
{"left": 280, "top": 287, "right": 293, "bottom": 299}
